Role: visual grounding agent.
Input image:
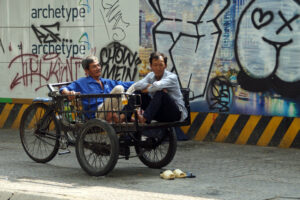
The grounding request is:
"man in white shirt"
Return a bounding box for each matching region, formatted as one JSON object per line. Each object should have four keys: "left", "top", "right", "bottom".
{"left": 120, "top": 52, "right": 187, "bottom": 124}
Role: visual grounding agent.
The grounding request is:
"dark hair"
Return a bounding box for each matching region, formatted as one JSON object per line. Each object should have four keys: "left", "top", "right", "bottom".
{"left": 81, "top": 55, "right": 99, "bottom": 70}
{"left": 149, "top": 52, "right": 167, "bottom": 65}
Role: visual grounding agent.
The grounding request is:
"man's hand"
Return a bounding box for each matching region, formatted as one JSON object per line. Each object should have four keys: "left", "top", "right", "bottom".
{"left": 62, "top": 90, "right": 80, "bottom": 100}
{"left": 141, "top": 84, "right": 152, "bottom": 93}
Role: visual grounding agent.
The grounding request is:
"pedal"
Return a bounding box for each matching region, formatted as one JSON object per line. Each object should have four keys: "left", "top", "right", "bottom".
{"left": 66, "top": 132, "right": 76, "bottom": 145}
{"left": 58, "top": 149, "right": 71, "bottom": 155}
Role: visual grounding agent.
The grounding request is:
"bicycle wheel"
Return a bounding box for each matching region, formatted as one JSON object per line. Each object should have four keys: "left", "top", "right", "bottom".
{"left": 20, "top": 103, "right": 60, "bottom": 163}
{"left": 135, "top": 127, "right": 177, "bottom": 169}
{"left": 76, "top": 119, "right": 119, "bottom": 176}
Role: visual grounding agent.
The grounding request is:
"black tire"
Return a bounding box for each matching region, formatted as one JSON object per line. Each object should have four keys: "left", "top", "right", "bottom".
{"left": 20, "top": 103, "right": 60, "bottom": 163}
{"left": 135, "top": 128, "right": 177, "bottom": 169}
{"left": 75, "top": 119, "right": 119, "bottom": 176}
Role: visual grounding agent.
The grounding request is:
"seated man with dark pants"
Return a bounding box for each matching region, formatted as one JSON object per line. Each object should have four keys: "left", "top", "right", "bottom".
{"left": 120, "top": 52, "right": 187, "bottom": 123}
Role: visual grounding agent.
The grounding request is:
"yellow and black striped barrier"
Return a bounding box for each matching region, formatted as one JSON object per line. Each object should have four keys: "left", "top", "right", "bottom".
{"left": 181, "top": 112, "right": 300, "bottom": 148}
{"left": 1, "top": 101, "right": 299, "bottom": 148}
{"left": 0, "top": 101, "right": 31, "bottom": 129}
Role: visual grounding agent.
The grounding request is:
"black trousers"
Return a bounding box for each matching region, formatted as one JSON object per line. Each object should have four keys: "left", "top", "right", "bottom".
{"left": 122, "top": 90, "right": 181, "bottom": 123}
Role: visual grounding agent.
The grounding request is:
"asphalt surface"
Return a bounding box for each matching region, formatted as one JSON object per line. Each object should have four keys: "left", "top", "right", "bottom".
{"left": 0, "top": 129, "right": 300, "bottom": 200}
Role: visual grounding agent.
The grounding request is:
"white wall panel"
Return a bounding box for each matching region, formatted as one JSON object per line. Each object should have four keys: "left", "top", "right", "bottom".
{"left": 0, "top": 0, "right": 30, "bottom": 27}
{"left": 0, "top": 28, "right": 30, "bottom": 63}
{"left": 0, "top": 0, "right": 139, "bottom": 98}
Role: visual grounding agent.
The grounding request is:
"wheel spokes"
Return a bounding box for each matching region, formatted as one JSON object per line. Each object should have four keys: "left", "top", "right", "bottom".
{"left": 142, "top": 137, "right": 169, "bottom": 163}
{"left": 22, "top": 108, "right": 57, "bottom": 160}
{"left": 82, "top": 127, "right": 112, "bottom": 170}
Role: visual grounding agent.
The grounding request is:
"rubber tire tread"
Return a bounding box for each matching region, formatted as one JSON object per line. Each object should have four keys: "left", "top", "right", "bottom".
{"left": 75, "top": 119, "right": 119, "bottom": 176}
{"left": 135, "top": 128, "right": 177, "bottom": 169}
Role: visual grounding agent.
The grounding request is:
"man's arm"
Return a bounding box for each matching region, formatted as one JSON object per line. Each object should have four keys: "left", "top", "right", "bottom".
{"left": 140, "top": 84, "right": 152, "bottom": 93}
{"left": 61, "top": 89, "right": 78, "bottom": 95}
{"left": 134, "top": 72, "right": 153, "bottom": 91}
{"left": 59, "top": 82, "right": 80, "bottom": 100}
{"left": 147, "top": 73, "right": 178, "bottom": 93}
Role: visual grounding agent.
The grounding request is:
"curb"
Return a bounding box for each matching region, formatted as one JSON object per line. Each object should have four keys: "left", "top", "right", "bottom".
{"left": 0, "top": 191, "right": 69, "bottom": 200}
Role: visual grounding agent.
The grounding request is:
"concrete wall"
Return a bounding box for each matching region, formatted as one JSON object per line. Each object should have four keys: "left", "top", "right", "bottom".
{"left": 0, "top": 0, "right": 139, "bottom": 98}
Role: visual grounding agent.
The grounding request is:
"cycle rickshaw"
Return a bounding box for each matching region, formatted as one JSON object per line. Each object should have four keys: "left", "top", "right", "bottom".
{"left": 19, "top": 82, "right": 191, "bottom": 176}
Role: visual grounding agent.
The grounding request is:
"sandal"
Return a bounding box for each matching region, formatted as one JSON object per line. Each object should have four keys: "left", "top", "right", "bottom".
{"left": 160, "top": 170, "right": 175, "bottom": 180}
{"left": 185, "top": 172, "right": 196, "bottom": 178}
{"left": 173, "top": 169, "right": 187, "bottom": 178}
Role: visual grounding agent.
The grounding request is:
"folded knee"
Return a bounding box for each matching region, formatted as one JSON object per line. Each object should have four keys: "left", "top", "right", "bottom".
{"left": 111, "top": 85, "right": 125, "bottom": 93}
{"left": 153, "top": 90, "right": 167, "bottom": 98}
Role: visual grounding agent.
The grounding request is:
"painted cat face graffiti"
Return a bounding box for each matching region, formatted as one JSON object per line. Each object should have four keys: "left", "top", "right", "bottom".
{"left": 235, "top": 0, "right": 300, "bottom": 97}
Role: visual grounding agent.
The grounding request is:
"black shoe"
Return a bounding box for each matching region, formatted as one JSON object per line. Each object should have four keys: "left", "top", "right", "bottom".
{"left": 119, "top": 146, "right": 130, "bottom": 158}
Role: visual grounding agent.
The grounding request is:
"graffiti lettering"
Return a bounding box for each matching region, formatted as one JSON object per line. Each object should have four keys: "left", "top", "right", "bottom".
{"left": 251, "top": 8, "right": 274, "bottom": 30}
{"left": 31, "top": 22, "right": 86, "bottom": 58}
{"left": 8, "top": 48, "right": 81, "bottom": 91}
{"left": 9, "top": 43, "right": 12, "bottom": 52}
{"left": 206, "top": 76, "right": 233, "bottom": 112}
{"left": 100, "top": 42, "right": 141, "bottom": 81}
{"left": 0, "top": 38, "right": 4, "bottom": 53}
{"left": 32, "top": 22, "right": 61, "bottom": 44}
{"left": 276, "top": 11, "right": 299, "bottom": 34}
{"left": 148, "top": 0, "right": 231, "bottom": 98}
{"left": 99, "top": 0, "right": 130, "bottom": 41}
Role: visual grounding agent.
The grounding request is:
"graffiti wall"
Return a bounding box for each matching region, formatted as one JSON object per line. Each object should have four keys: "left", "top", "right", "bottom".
{"left": 0, "top": 0, "right": 139, "bottom": 98}
{"left": 1, "top": 0, "right": 299, "bottom": 118}
{"left": 139, "top": 0, "right": 300, "bottom": 117}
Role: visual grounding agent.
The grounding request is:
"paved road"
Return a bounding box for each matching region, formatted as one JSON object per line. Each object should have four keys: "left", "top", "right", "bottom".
{"left": 0, "top": 129, "right": 300, "bottom": 200}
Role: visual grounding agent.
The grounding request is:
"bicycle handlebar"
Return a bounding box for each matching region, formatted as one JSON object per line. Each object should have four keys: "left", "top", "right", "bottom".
{"left": 47, "top": 82, "right": 72, "bottom": 92}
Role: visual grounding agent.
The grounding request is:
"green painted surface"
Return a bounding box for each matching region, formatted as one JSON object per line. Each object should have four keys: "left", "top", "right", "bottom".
{"left": 0, "top": 98, "right": 12, "bottom": 103}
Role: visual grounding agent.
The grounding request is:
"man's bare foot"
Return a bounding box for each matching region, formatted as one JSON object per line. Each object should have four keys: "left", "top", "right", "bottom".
{"left": 112, "top": 113, "right": 120, "bottom": 123}
{"left": 137, "top": 114, "right": 147, "bottom": 123}
{"left": 119, "top": 114, "right": 126, "bottom": 123}
{"left": 111, "top": 113, "right": 126, "bottom": 123}
{"left": 106, "top": 112, "right": 113, "bottom": 123}
{"left": 113, "top": 113, "right": 126, "bottom": 123}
